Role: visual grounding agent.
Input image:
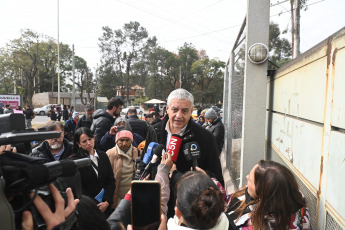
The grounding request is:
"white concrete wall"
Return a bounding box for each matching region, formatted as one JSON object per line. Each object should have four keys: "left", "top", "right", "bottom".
{"left": 267, "top": 27, "right": 345, "bottom": 229}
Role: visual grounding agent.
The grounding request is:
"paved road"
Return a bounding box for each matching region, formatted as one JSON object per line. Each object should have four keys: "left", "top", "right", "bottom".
{"left": 32, "top": 115, "right": 52, "bottom": 125}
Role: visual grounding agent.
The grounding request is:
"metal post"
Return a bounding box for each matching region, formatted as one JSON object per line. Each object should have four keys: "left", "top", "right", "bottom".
{"left": 57, "top": 0, "right": 60, "bottom": 104}
{"left": 72, "top": 44, "right": 76, "bottom": 107}
{"left": 239, "top": 0, "right": 270, "bottom": 187}
{"left": 179, "top": 66, "right": 182, "bottom": 88}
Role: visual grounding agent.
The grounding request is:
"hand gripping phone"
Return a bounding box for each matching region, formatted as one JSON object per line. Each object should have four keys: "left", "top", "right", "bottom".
{"left": 131, "top": 181, "right": 161, "bottom": 230}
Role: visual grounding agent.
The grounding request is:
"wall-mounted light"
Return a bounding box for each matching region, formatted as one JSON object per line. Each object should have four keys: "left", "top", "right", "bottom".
{"left": 248, "top": 43, "right": 268, "bottom": 64}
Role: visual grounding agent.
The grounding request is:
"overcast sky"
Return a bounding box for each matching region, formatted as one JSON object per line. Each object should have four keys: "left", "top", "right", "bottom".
{"left": 0, "top": 0, "right": 344, "bottom": 71}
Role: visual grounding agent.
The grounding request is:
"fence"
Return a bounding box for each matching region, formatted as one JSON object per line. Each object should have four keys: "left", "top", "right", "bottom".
{"left": 223, "top": 11, "right": 345, "bottom": 228}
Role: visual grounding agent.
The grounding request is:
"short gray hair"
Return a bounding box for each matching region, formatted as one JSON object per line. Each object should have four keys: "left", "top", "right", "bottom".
{"left": 167, "top": 88, "right": 194, "bottom": 107}
{"left": 85, "top": 104, "right": 94, "bottom": 111}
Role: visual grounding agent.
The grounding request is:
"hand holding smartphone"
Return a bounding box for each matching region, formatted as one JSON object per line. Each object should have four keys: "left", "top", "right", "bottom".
{"left": 131, "top": 181, "right": 161, "bottom": 230}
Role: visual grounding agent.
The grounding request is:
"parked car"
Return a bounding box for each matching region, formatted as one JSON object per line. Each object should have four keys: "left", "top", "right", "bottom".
{"left": 34, "top": 104, "right": 58, "bottom": 116}
{"left": 121, "top": 106, "right": 145, "bottom": 115}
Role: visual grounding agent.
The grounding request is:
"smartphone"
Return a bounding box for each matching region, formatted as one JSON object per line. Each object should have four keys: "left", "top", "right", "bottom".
{"left": 131, "top": 181, "right": 161, "bottom": 230}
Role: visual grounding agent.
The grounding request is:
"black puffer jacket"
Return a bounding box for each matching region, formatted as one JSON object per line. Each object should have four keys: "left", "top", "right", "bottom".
{"left": 126, "top": 115, "right": 148, "bottom": 139}
{"left": 62, "top": 109, "right": 69, "bottom": 120}
{"left": 208, "top": 117, "right": 225, "bottom": 156}
{"left": 143, "top": 115, "right": 224, "bottom": 185}
{"left": 76, "top": 115, "right": 93, "bottom": 130}
{"left": 90, "top": 109, "right": 115, "bottom": 150}
{"left": 29, "top": 139, "right": 73, "bottom": 162}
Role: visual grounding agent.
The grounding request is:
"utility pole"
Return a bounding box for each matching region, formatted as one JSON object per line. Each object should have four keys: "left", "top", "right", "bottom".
{"left": 293, "top": 0, "right": 301, "bottom": 58}
{"left": 290, "top": 0, "right": 295, "bottom": 58}
{"left": 57, "top": 0, "right": 60, "bottom": 104}
{"left": 72, "top": 44, "right": 76, "bottom": 107}
{"left": 179, "top": 66, "right": 182, "bottom": 88}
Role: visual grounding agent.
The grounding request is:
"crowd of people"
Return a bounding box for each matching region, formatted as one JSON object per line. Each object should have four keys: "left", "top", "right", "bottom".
{"left": 0, "top": 88, "right": 311, "bottom": 230}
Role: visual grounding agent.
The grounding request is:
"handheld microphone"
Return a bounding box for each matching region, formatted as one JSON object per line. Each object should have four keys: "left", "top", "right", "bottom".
{"left": 167, "top": 134, "right": 182, "bottom": 162}
{"left": 140, "top": 144, "right": 165, "bottom": 180}
{"left": 142, "top": 142, "right": 159, "bottom": 165}
{"left": 183, "top": 141, "right": 201, "bottom": 170}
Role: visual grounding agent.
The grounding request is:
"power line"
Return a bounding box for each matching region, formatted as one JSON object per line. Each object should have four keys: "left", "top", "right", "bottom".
{"left": 116, "top": 0, "right": 232, "bottom": 45}
{"left": 151, "top": 0, "right": 224, "bottom": 33}
{"left": 270, "top": 0, "right": 326, "bottom": 17}
{"left": 162, "top": 24, "right": 242, "bottom": 43}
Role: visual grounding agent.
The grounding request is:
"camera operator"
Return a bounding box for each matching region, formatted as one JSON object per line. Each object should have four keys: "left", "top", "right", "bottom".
{"left": 21, "top": 184, "right": 79, "bottom": 230}
{"left": 30, "top": 121, "right": 73, "bottom": 162}
{"left": 0, "top": 144, "right": 16, "bottom": 153}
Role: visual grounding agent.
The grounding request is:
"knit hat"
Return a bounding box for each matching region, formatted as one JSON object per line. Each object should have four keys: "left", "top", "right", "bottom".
{"left": 116, "top": 130, "right": 133, "bottom": 142}
{"left": 205, "top": 108, "right": 217, "bottom": 119}
{"left": 114, "top": 117, "right": 126, "bottom": 126}
{"left": 72, "top": 111, "right": 79, "bottom": 119}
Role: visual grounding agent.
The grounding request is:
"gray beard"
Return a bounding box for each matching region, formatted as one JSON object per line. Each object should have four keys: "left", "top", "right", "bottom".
{"left": 51, "top": 143, "right": 62, "bottom": 150}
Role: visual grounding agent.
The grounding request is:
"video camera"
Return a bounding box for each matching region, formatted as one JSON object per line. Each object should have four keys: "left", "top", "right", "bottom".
{"left": 0, "top": 113, "right": 91, "bottom": 229}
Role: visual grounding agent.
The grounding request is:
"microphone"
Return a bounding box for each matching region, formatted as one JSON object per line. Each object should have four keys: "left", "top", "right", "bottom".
{"left": 142, "top": 142, "right": 159, "bottom": 165}
{"left": 140, "top": 144, "right": 165, "bottom": 180}
{"left": 183, "top": 141, "right": 201, "bottom": 170}
{"left": 167, "top": 134, "right": 182, "bottom": 162}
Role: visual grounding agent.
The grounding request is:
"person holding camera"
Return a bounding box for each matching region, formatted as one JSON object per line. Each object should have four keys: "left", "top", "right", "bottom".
{"left": 70, "top": 127, "right": 115, "bottom": 217}
{"left": 30, "top": 121, "right": 73, "bottom": 162}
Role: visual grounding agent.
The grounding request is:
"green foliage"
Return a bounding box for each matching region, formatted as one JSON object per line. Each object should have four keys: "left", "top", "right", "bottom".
{"left": 132, "top": 96, "right": 149, "bottom": 106}
{"left": 98, "top": 21, "right": 155, "bottom": 105}
{"left": 269, "top": 22, "right": 292, "bottom": 69}
{"left": 0, "top": 29, "right": 85, "bottom": 106}
{"left": 178, "top": 43, "right": 199, "bottom": 91}
{"left": 191, "top": 55, "right": 225, "bottom": 106}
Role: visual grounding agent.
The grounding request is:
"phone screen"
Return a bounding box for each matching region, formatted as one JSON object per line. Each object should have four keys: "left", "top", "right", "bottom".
{"left": 131, "top": 181, "right": 161, "bottom": 229}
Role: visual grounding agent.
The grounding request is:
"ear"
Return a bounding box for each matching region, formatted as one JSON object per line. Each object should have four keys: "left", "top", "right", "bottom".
{"left": 175, "top": 206, "right": 182, "bottom": 219}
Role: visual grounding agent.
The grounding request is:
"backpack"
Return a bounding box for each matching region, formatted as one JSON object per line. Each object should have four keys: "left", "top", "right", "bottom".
{"left": 132, "top": 133, "right": 145, "bottom": 148}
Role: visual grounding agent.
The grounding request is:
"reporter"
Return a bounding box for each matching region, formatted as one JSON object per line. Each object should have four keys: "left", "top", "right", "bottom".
{"left": 70, "top": 127, "right": 115, "bottom": 216}
{"left": 226, "top": 160, "right": 311, "bottom": 230}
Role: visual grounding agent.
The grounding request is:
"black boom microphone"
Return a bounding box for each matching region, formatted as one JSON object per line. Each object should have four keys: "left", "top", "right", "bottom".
{"left": 1, "top": 151, "right": 91, "bottom": 193}
{"left": 183, "top": 141, "right": 201, "bottom": 171}
{"left": 140, "top": 144, "right": 165, "bottom": 180}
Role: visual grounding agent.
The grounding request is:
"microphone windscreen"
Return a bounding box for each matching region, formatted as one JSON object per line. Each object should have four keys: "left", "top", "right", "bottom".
{"left": 153, "top": 144, "right": 165, "bottom": 158}
{"left": 143, "top": 142, "right": 159, "bottom": 164}
{"left": 59, "top": 160, "right": 78, "bottom": 177}
{"left": 167, "top": 135, "right": 182, "bottom": 162}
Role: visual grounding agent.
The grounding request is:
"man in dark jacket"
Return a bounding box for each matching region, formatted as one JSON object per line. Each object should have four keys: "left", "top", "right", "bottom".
{"left": 126, "top": 107, "right": 148, "bottom": 145}
{"left": 143, "top": 89, "right": 223, "bottom": 184}
{"left": 76, "top": 104, "right": 95, "bottom": 130}
{"left": 30, "top": 121, "right": 73, "bottom": 162}
{"left": 143, "top": 89, "right": 224, "bottom": 219}
{"left": 24, "top": 105, "right": 34, "bottom": 129}
{"left": 62, "top": 105, "right": 69, "bottom": 122}
{"left": 205, "top": 108, "right": 225, "bottom": 157}
{"left": 91, "top": 97, "right": 124, "bottom": 150}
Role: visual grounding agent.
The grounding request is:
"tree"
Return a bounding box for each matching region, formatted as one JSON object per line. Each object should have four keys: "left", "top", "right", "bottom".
{"left": 191, "top": 54, "right": 225, "bottom": 106}
{"left": 68, "top": 56, "right": 95, "bottom": 105}
{"left": 178, "top": 43, "right": 199, "bottom": 91}
{"left": 145, "top": 47, "right": 180, "bottom": 100}
{"left": 3, "top": 29, "right": 41, "bottom": 106}
{"left": 98, "top": 26, "right": 126, "bottom": 99}
{"left": 269, "top": 22, "right": 292, "bottom": 68}
{"left": 98, "top": 22, "right": 156, "bottom": 104}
